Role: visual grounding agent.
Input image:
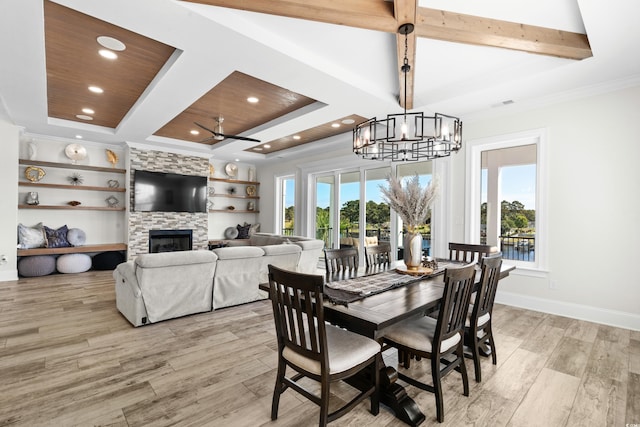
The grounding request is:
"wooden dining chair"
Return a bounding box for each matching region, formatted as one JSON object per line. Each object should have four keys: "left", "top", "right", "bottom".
{"left": 364, "top": 243, "right": 391, "bottom": 269}
{"left": 324, "top": 247, "right": 359, "bottom": 274}
{"left": 383, "top": 263, "right": 476, "bottom": 423}
{"left": 448, "top": 242, "right": 498, "bottom": 264}
{"left": 268, "top": 265, "right": 381, "bottom": 426}
{"left": 465, "top": 253, "right": 502, "bottom": 382}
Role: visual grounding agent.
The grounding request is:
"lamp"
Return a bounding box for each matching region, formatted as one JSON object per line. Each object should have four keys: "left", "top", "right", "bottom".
{"left": 353, "top": 24, "right": 462, "bottom": 162}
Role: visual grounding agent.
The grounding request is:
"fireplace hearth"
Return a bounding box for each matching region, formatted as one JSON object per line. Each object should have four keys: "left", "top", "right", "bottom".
{"left": 149, "top": 229, "right": 193, "bottom": 253}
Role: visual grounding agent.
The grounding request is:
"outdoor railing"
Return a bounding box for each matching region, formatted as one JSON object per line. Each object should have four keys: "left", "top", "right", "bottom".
{"left": 500, "top": 235, "right": 535, "bottom": 262}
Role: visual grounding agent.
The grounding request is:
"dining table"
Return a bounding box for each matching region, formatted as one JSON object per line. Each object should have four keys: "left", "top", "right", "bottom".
{"left": 261, "top": 259, "right": 515, "bottom": 426}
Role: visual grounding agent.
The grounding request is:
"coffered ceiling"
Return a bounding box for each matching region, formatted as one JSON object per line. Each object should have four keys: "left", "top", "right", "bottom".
{"left": 1, "top": 0, "right": 639, "bottom": 164}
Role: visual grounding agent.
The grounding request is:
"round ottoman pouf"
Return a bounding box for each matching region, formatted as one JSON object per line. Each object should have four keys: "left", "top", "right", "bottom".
{"left": 56, "top": 253, "right": 92, "bottom": 274}
{"left": 18, "top": 255, "right": 57, "bottom": 277}
{"left": 66, "top": 228, "right": 86, "bottom": 246}
{"left": 92, "top": 251, "right": 125, "bottom": 270}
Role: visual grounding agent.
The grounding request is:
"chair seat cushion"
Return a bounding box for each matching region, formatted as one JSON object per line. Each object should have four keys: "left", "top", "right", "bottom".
{"left": 283, "top": 325, "right": 380, "bottom": 375}
{"left": 465, "top": 308, "right": 491, "bottom": 329}
{"left": 56, "top": 253, "right": 92, "bottom": 274}
{"left": 384, "top": 316, "right": 461, "bottom": 354}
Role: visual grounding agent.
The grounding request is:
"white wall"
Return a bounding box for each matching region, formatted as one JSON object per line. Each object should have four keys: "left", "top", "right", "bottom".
{"left": 456, "top": 85, "right": 640, "bottom": 330}
{"left": 0, "top": 120, "right": 19, "bottom": 281}
{"left": 257, "top": 86, "right": 640, "bottom": 330}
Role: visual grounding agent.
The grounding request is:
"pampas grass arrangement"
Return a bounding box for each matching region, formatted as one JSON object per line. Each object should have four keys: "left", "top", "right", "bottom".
{"left": 379, "top": 174, "right": 438, "bottom": 233}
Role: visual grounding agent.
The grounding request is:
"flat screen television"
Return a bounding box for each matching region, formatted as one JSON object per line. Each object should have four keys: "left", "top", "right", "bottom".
{"left": 133, "top": 170, "right": 207, "bottom": 213}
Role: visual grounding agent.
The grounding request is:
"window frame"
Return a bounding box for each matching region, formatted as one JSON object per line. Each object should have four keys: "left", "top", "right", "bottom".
{"left": 275, "top": 173, "right": 296, "bottom": 235}
{"left": 465, "top": 128, "right": 548, "bottom": 274}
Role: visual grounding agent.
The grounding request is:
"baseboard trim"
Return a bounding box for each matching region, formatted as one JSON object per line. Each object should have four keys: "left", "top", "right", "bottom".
{"left": 495, "top": 290, "right": 640, "bottom": 332}
{"left": 0, "top": 269, "right": 18, "bottom": 282}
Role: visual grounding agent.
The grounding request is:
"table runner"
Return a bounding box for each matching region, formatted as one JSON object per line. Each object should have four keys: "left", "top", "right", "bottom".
{"left": 324, "top": 263, "right": 458, "bottom": 306}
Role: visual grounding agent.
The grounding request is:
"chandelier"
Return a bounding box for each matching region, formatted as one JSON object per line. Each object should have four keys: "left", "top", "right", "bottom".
{"left": 353, "top": 23, "right": 462, "bottom": 162}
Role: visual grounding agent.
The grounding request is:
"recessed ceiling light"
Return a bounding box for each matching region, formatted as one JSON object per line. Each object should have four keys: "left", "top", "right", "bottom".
{"left": 331, "top": 123, "right": 340, "bottom": 128}
{"left": 98, "top": 49, "right": 118, "bottom": 60}
{"left": 88, "top": 86, "right": 103, "bottom": 94}
{"left": 263, "top": 144, "right": 271, "bottom": 149}
{"left": 190, "top": 130, "right": 200, "bottom": 135}
{"left": 253, "top": 147, "right": 263, "bottom": 151}
{"left": 247, "top": 96, "right": 259, "bottom": 103}
{"left": 342, "top": 119, "right": 355, "bottom": 125}
{"left": 96, "top": 36, "right": 126, "bottom": 51}
{"left": 75, "top": 135, "right": 83, "bottom": 139}
{"left": 293, "top": 135, "right": 301, "bottom": 140}
{"left": 82, "top": 108, "right": 95, "bottom": 115}
{"left": 75, "top": 114, "right": 93, "bottom": 120}
{"left": 234, "top": 158, "right": 240, "bottom": 162}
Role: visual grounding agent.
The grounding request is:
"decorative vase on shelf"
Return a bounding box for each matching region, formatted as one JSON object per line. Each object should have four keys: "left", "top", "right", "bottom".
{"left": 403, "top": 231, "right": 423, "bottom": 270}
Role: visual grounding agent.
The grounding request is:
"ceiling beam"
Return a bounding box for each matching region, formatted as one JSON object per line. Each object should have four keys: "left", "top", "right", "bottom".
{"left": 181, "top": 0, "right": 592, "bottom": 60}
{"left": 416, "top": 7, "right": 592, "bottom": 60}
{"left": 394, "top": 0, "right": 416, "bottom": 109}
{"left": 180, "top": 0, "right": 397, "bottom": 32}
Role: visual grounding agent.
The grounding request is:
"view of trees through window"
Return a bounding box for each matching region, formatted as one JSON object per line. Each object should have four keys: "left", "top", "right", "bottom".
{"left": 480, "top": 146, "right": 537, "bottom": 261}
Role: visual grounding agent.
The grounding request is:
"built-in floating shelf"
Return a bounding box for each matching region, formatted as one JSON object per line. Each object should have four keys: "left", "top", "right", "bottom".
{"left": 19, "top": 159, "right": 126, "bottom": 174}
{"left": 18, "top": 204, "right": 125, "bottom": 211}
{"left": 209, "top": 177, "right": 259, "bottom": 185}
{"left": 18, "top": 182, "right": 126, "bottom": 192}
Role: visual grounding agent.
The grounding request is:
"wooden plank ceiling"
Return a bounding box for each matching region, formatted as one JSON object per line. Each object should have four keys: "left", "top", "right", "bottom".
{"left": 44, "top": 0, "right": 175, "bottom": 129}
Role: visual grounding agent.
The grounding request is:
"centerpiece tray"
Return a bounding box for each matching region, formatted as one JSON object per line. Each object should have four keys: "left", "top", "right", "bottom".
{"left": 395, "top": 266, "right": 434, "bottom": 276}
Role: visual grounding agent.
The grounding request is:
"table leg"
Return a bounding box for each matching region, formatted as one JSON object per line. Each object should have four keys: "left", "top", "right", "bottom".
{"left": 380, "top": 366, "right": 426, "bottom": 426}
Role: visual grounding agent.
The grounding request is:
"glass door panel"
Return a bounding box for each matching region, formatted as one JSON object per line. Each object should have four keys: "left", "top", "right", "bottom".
{"left": 396, "top": 161, "right": 433, "bottom": 257}
{"left": 365, "top": 167, "right": 391, "bottom": 246}
{"left": 315, "top": 175, "right": 335, "bottom": 249}
{"left": 339, "top": 171, "right": 360, "bottom": 249}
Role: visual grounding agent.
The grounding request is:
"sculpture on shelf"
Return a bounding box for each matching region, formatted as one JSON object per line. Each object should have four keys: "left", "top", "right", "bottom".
{"left": 65, "top": 143, "right": 87, "bottom": 164}
{"left": 25, "top": 192, "right": 39, "bottom": 205}
{"left": 25, "top": 166, "right": 45, "bottom": 182}
{"left": 68, "top": 173, "right": 83, "bottom": 185}
{"left": 106, "top": 149, "right": 119, "bottom": 168}
{"left": 105, "top": 195, "right": 119, "bottom": 207}
{"left": 68, "top": 201, "right": 81, "bottom": 206}
{"left": 107, "top": 179, "right": 119, "bottom": 188}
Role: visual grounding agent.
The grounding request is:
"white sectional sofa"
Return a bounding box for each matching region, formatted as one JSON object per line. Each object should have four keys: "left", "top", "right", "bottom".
{"left": 114, "top": 233, "right": 324, "bottom": 326}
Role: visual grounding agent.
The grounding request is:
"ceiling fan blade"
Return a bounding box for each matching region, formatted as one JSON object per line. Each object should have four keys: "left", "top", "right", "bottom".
{"left": 199, "top": 136, "right": 217, "bottom": 143}
{"left": 194, "top": 121, "right": 217, "bottom": 135}
{"left": 220, "top": 134, "right": 261, "bottom": 143}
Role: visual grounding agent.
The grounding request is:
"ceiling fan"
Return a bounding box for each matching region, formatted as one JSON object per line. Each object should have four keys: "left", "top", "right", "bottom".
{"left": 194, "top": 116, "right": 261, "bottom": 143}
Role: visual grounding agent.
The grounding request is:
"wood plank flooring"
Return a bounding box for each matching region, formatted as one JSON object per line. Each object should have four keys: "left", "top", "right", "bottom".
{"left": 0, "top": 270, "right": 638, "bottom": 426}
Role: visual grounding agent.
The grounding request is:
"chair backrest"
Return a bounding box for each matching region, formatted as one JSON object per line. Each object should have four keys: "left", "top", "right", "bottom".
{"left": 472, "top": 253, "right": 503, "bottom": 321}
{"left": 448, "top": 242, "right": 498, "bottom": 264}
{"left": 364, "top": 243, "right": 391, "bottom": 268}
{"left": 268, "top": 265, "right": 328, "bottom": 368}
{"left": 324, "top": 247, "right": 359, "bottom": 273}
{"left": 435, "top": 263, "right": 476, "bottom": 350}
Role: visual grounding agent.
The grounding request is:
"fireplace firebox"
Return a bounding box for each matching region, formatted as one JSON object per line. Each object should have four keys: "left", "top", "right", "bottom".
{"left": 149, "top": 229, "right": 193, "bottom": 253}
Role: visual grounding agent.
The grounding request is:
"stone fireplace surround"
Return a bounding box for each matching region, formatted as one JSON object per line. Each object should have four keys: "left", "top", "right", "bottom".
{"left": 127, "top": 147, "right": 209, "bottom": 260}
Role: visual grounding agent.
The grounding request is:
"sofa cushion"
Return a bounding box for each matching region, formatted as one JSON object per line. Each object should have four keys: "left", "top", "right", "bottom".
{"left": 136, "top": 250, "right": 217, "bottom": 268}
{"left": 212, "top": 246, "right": 265, "bottom": 260}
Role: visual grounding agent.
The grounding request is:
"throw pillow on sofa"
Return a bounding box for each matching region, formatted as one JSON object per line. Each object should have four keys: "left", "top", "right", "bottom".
{"left": 44, "top": 224, "right": 72, "bottom": 248}
{"left": 17, "top": 222, "right": 45, "bottom": 249}
{"left": 236, "top": 223, "right": 251, "bottom": 239}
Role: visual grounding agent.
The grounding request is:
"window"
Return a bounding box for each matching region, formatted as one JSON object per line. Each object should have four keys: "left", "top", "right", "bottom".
{"left": 276, "top": 175, "right": 295, "bottom": 235}
{"left": 467, "top": 129, "right": 547, "bottom": 271}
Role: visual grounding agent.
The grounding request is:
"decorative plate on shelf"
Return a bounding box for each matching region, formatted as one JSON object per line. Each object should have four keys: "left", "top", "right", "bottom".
{"left": 224, "top": 162, "right": 238, "bottom": 177}
{"left": 246, "top": 185, "right": 256, "bottom": 196}
{"left": 65, "top": 143, "right": 87, "bottom": 163}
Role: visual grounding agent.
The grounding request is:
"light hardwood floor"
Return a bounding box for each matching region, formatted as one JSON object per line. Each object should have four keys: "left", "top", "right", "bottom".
{"left": 1, "top": 270, "right": 638, "bottom": 426}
